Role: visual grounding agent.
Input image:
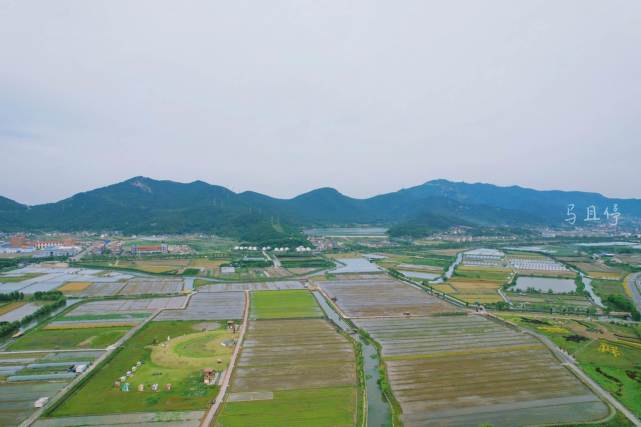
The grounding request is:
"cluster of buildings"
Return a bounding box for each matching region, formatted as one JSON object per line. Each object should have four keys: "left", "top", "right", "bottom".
{"left": 462, "top": 248, "right": 505, "bottom": 267}
{"left": 508, "top": 258, "right": 568, "bottom": 272}
{"left": 232, "top": 246, "right": 312, "bottom": 252}
{"left": 130, "top": 243, "right": 168, "bottom": 255}
{"left": 0, "top": 234, "right": 80, "bottom": 258}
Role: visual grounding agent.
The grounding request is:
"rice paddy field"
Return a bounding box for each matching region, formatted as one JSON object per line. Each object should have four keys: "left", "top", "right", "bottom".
{"left": 215, "top": 319, "right": 358, "bottom": 427}
{"left": 505, "top": 291, "right": 596, "bottom": 313}
{"left": 317, "top": 278, "right": 456, "bottom": 317}
{"left": 499, "top": 314, "right": 641, "bottom": 419}
{"left": 434, "top": 279, "right": 504, "bottom": 304}
{"left": 250, "top": 290, "right": 322, "bottom": 320}
{"left": 49, "top": 321, "right": 234, "bottom": 416}
{"left": 68, "top": 297, "right": 187, "bottom": 315}
{"left": 562, "top": 260, "right": 627, "bottom": 280}
{"left": 198, "top": 281, "right": 304, "bottom": 292}
{"left": 0, "top": 301, "right": 44, "bottom": 322}
{"left": 354, "top": 315, "right": 609, "bottom": 427}
{"left": 155, "top": 292, "right": 244, "bottom": 321}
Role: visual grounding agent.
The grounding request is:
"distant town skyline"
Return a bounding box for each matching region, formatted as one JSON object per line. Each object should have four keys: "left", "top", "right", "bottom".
{"left": 2, "top": 1, "right": 640, "bottom": 204}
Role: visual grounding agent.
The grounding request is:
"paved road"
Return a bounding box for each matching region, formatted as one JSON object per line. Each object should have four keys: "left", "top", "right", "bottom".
{"left": 200, "top": 290, "right": 249, "bottom": 427}
{"left": 627, "top": 272, "right": 641, "bottom": 314}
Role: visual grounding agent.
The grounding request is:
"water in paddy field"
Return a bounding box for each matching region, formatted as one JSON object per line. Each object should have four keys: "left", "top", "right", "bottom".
{"left": 514, "top": 277, "right": 577, "bottom": 293}
{"left": 313, "top": 292, "right": 392, "bottom": 427}
{"left": 399, "top": 270, "right": 440, "bottom": 280}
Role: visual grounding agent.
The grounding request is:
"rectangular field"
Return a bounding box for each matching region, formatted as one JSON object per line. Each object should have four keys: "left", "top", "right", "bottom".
{"left": 154, "top": 292, "right": 244, "bottom": 321}
{"left": 215, "top": 319, "right": 357, "bottom": 427}
{"left": 317, "top": 278, "right": 456, "bottom": 317}
{"left": 7, "top": 327, "right": 129, "bottom": 351}
{"left": 354, "top": 315, "right": 609, "bottom": 427}
{"left": 67, "top": 296, "right": 187, "bottom": 315}
{"left": 198, "top": 281, "right": 304, "bottom": 292}
{"left": 250, "top": 290, "right": 322, "bottom": 320}
{"left": 51, "top": 321, "right": 232, "bottom": 416}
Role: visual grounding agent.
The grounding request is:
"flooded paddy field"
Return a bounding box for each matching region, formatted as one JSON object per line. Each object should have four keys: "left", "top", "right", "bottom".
{"left": 332, "top": 257, "right": 382, "bottom": 274}
{"left": 117, "top": 278, "right": 184, "bottom": 295}
{"left": 68, "top": 296, "right": 187, "bottom": 315}
{"left": 514, "top": 276, "right": 577, "bottom": 293}
{"left": 317, "top": 278, "right": 455, "bottom": 317}
{"left": 198, "top": 280, "right": 304, "bottom": 292}
{"left": 398, "top": 270, "right": 440, "bottom": 280}
{"left": 155, "top": 292, "right": 244, "bottom": 321}
{"left": 0, "top": 302, "right": 43, "bottom": 322}
{"left": 354, "top": 315, "right": 609, "bottom": 427}
{"left": 0, "top": 267, "right": 133, "bottom": 295}
{"left": 216, "top": 319, "right": 358, "bottom": 427}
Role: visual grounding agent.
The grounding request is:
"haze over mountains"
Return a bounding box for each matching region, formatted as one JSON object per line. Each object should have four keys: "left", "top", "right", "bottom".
{"left": 1, "top": 177, "right": 640, "bottom": 241}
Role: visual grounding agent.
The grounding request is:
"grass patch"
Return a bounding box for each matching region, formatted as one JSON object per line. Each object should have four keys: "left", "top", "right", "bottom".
{"left": 250, "top": 290, "right": 322, "bottom": 319}
{"left": 216, "top": 386, "right": 356, "bottom": 427}
{"left": 0, "top": 272, "right": 45, "bottom": 283}
{"left": 577, "top": 340, "right": 641, "bottom": 418}
{"left": 0, "top": 301, "right": 26, "bottom": 316}
{"left": 7, "top": 327, "right": 129, "bottom": 350}
{"left": 51, "top": 321, "right": 231, "bottom": 416}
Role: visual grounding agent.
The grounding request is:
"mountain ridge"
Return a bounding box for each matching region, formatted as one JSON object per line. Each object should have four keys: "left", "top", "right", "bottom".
{"left": 1, "top": 177, "right": 639, "bottom": 240}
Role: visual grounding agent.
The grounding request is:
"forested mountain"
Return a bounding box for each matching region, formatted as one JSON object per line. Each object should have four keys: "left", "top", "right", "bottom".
{"left": 1, "top": 177, "right": 639, "bottom": 240}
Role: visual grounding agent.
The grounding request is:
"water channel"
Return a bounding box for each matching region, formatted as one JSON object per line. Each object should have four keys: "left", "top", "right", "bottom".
{"left": 313, "top": 291, "right": 392, "bottom": 427}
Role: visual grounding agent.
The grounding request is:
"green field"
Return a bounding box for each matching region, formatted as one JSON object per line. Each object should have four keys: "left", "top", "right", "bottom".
{"left": 250, "top": 290, "right": 322, "bottom": 319}
{"left": 7, "top": 327, "right": 129, "bottom": 351}
{"left": 50, "top": 321, "right": 233, "bottom": 416}
{"left": 576, "top": 340, "right": 641, "bottom": 418}
{"left": 217, "top": 386, "right": 356, "bottom": 427}
{"left": 498, "top": 314, "right": 641, "bottom": 418}
{"left": 0, "top": 272, "right": 44, "bottom": 283}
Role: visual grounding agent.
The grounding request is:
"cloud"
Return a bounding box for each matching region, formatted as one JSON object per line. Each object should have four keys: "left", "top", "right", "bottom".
{"left": 1, "top": 1, "right": 640, "bottom": 204}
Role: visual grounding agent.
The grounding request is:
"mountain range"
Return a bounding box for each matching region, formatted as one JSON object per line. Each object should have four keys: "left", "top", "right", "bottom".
{"left": 1, "top": 177, "right": 640, "bottom": 242}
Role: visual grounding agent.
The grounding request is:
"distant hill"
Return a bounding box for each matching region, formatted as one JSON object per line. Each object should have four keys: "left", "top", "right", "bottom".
{"left": 1, "top": 177, "right": 639, "bottom": 241}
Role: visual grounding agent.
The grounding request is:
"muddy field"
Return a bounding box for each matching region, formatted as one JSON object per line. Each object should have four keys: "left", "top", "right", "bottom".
{"left": 216, "top": 318, "right": 357, "bottom": 427}
{"left": 355, "top": 315, "right": 609, "bottom": 427}
{"left": 118, "top": 278, "right": 184, "bottom": 295}
{"left": 68, "top": 296, "right": 187, "bottom": 315}
{"left": 155, "top": 292, "right": 244, "bottom": 321}
{"left": 318, "top": 278, "right": 455, "bottom": 317}
{"left": 198, "top": 281, "right": 304, "bottom": 292}
{"left": 230, "top": 319, "right": 355, "bottom": 392}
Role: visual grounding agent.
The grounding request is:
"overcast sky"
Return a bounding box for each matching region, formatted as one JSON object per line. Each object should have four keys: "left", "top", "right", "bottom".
{"left": 1, "top": 1, "right": 640, "bottom": 205}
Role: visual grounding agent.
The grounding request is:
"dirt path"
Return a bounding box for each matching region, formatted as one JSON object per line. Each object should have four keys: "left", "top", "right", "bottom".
{"left": 200, "top": 290, "right": 250, "bottom": 427}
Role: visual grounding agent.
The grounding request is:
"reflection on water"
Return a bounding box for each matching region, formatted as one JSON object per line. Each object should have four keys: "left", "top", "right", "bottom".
{"left": 514, "top": 277, "right": 576, "bottom": 293}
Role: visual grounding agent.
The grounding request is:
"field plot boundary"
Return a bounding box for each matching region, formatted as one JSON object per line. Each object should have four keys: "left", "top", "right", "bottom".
{"left": 201, "top": 290, "right": 249, "bottom": 427}
{"left": 355, "top": 314, "right": 611, "bottom": 427}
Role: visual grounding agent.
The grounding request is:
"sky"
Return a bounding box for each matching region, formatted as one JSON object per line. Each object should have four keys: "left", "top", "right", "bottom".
{"left": 1, "top": 1, "right": 640, "bottom": 205}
